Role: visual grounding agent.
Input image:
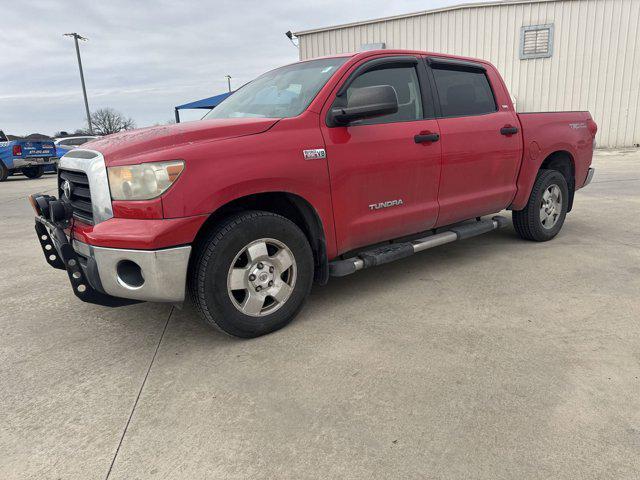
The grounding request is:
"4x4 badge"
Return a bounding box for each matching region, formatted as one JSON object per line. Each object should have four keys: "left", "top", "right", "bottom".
{"left": 303, "top": 149, "right": 326, "bottom": 160}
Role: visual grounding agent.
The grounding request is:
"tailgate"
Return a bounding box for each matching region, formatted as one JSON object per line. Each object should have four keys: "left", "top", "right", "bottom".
{"left": 21, "top": 140, "right": 56, "bottom": 158}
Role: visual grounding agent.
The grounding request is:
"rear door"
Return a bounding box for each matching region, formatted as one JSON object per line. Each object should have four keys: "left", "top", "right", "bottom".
{"left": 426, "top": 57, "right": 523, "bottom": 226}
{"left": 320, "top": 55, "right": 442, "bottom": 254}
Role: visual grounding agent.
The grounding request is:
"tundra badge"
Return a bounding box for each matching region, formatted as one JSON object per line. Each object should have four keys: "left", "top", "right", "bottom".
{"left": 303, "top": 149, "right": 326, "bottom": 160}
{"left": 369, "top": 199, "right": 404, "bottom": 211}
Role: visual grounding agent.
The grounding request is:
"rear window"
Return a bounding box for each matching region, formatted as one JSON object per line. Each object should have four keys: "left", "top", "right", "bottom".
{"left": 431, "top": 67, "right": 497, "bottom": 117}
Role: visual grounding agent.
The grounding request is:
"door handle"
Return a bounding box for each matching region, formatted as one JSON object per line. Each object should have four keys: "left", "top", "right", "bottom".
{"left": 414, "top": 133, "right": 440, "bottom": 143}
{"left": 500, "top": 126, "right": 519, "bottom": 135}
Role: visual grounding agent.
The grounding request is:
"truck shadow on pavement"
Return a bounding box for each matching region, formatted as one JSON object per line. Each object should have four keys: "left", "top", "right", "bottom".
{"left": 136, "top": 219, "right": 583, "bottom": 342}
{"left": 168, "top": 225, "right": 522, "bottom": 340}
{"left": 305, "top": 226, "right": 521, "bottom": 309}
{"left": 4, "top": 174, "right": 57, "bottom": 182}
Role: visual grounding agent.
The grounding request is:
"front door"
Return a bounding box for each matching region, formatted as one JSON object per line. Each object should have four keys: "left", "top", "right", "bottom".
{"left": 320, "top": 56, "right": 442, "bottom": 254}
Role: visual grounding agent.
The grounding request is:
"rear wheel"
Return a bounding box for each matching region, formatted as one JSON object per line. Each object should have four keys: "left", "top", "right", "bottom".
{"left": 0, "top": 163, "right": 8, "bottom": 182}
{"left": 22, "top": 165, "right": 44, "bottom": 179}
{"left": 189, "top": 211, "right": 314, "bottom": 338}
{"left": 513, "top": 169, "right": 568, "bottom": 242}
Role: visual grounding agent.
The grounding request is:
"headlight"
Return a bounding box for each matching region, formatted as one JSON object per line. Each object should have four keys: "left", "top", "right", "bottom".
{"left": 108, "top": 160, "right": 184, "bottom": 201}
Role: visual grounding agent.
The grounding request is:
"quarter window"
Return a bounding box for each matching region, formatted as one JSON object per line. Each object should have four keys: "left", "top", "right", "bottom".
{"left": 431, "top": 67, "right": 497, "bottom": 117}
{"left": 345, "top": 65, "right": 424, "bottom": 125}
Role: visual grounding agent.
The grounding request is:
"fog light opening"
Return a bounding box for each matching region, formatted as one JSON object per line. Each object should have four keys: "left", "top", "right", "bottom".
{"left": 116, "top": 260, "right": 145, "bottom": 289}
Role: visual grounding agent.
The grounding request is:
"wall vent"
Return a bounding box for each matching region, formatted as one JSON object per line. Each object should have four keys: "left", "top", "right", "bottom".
{"left": 520, "top": 24, "right": 554, "bottom": 59}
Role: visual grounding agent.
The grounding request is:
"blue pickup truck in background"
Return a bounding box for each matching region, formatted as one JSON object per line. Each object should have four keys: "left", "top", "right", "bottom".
{"left": 0, "top": 130, "right": 58, "bottom": 181}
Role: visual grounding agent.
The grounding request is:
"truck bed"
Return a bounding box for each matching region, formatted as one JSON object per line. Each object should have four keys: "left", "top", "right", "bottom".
{"left": 512, "top": 111, "right": 596, "bottom": 210}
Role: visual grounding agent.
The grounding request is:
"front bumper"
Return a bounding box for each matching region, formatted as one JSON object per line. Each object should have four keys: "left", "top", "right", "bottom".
{"left": 72, "top": 239, "right": 191, "bottom": 303}
{"left": 31, "top": 195, "right": 191, "bottom": 306}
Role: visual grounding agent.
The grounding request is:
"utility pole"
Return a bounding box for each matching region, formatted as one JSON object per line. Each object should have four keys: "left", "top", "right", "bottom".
{"left": 64, "top": 33, "right": 93, "bottom": 134}
{"left": 225, "top": 75, "right": 232, "bottom": 92}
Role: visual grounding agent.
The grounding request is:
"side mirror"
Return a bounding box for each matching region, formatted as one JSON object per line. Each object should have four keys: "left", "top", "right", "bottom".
{"left": 329, "top": 85, "right": 398, "bottom": 126}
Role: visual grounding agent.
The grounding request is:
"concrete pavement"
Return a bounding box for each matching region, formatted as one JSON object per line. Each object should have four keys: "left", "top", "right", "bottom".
{"left": 1, "top": 150, "right": 639, "bottom": 479}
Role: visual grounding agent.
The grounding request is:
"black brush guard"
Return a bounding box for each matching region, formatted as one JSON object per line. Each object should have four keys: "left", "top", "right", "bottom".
{"left": 32, "top": 194, "right": 139, "bottom": 307}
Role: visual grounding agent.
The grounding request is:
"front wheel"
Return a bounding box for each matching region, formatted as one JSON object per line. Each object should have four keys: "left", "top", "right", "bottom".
{"left": 22, "top": 165, "right": 44, "bottom": 179}
{"left": 513, "top": 169, "right": 568, "bottom": 242}
{"left": 189, "top": 211, "right": 314, "bottom": 338}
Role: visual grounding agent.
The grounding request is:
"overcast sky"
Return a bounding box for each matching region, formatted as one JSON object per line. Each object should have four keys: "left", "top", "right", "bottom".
{"left": 0, "top": 0, "right": 471, "bottom": 136}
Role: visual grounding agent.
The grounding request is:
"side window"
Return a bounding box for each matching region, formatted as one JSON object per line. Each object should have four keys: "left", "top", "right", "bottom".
{"left": 431, "top": 67, "right": 497, "bottom": 117}
{"left": 346, "top": 66, "right": 424, "bottom": 125}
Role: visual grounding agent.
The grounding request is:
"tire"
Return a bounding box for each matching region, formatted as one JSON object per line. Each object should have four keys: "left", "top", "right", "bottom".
{"left": 22, "top": 165, "right": 44, "bottom": 179}
{"left": 513, "top": 169, "right": 569, "bottom": 242}
{"left": 0, "top": 162, "right": 8, "bottom": 182}
{"left": 189, "top": 211, "right": 314, "bottom": 338}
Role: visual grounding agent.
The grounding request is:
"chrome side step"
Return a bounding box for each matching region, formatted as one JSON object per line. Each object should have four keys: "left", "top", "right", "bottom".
{"left": 329, "top": 216, "right": 509, "bottom": 277}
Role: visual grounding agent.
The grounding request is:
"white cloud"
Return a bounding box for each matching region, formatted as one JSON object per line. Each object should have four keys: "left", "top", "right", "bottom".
{"left": 0, "top": 0, "right": 467, "bottom": 135}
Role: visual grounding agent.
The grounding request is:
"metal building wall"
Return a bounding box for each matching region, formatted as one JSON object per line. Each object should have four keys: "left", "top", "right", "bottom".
{"left": 296, "top": 0, "right": 640, "bottom": 148}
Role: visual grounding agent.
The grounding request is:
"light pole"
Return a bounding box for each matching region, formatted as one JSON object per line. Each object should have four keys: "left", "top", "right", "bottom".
{"left": 64, "top": 33, "right": 93, "bottom": 134}
{"left": 225, "top": 75, "right": 232, "bottom": 92}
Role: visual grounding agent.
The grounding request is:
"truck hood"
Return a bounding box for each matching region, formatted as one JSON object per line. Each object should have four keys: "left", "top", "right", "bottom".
{"left": 84, "top": 118, "right": 279, "bottom": 164}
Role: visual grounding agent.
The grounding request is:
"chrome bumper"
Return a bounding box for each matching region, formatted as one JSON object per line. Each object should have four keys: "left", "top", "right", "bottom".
{"left": 12, "top": 157, "right": 57, "bottom": 168}
{"left": 583, "top": 167, "right": 595, "bottom": 187}
{"left": 73, "top": 240, "right": 191, "bottom": 303}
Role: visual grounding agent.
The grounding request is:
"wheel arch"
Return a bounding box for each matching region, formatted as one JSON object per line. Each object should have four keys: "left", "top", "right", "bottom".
{"left": 539, "top": 150, "right": 576, "bottom": 211}
{"left": 191, "top": 191, "right": 330, "bottom": 285}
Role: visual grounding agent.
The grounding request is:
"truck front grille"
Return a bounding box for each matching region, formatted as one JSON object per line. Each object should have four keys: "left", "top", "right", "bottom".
{"left": 59, "top": 169, "right": 94, "bottom": 224}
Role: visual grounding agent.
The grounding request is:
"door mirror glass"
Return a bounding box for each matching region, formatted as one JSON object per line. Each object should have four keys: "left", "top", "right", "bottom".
{"left": 329, "top": 85, "right": 399, "bottom": 126}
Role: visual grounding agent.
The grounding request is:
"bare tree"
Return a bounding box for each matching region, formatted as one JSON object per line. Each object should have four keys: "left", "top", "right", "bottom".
{"left": 90, "top": 108, "right": 135, "bottom": 135}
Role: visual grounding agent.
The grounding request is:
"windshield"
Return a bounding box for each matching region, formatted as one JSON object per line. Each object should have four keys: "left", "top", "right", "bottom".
{"left": 204, "top": 57, "right": 348, "bottom": 120}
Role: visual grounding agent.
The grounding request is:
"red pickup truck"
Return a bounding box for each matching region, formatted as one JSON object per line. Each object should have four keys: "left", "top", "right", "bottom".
{"left": 30, "top": 50, "right": 596, "bottom": 337}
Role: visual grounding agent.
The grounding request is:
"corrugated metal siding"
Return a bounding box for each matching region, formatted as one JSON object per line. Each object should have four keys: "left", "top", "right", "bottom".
{"left": 297, "top": 0, "right": 640, "bottom": 147}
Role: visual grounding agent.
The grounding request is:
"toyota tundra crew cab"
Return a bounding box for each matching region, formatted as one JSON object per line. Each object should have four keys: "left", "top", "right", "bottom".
{"left": 29, "top": 50, "right": 597, "bottom": 338}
